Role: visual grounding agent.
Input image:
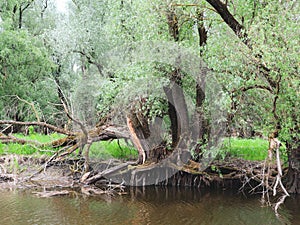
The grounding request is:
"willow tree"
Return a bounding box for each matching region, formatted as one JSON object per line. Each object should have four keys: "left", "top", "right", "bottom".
{"left": 199, "top": 0, "right": 299, "bottom": 193}
{"left": 0, "top": 0, "right": 299, "bottom": 194}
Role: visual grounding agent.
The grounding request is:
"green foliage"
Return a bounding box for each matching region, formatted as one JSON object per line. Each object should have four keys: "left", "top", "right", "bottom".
{"left": 14, "top": 132, "right": 65, "bottom": 143}
{"left": 203, "top": 0, "right": 299, "bottom": 145}
{"left": 28, "top": 126, "right": 35, "bottom": 135}
{"left": 0, "top": 29, "right": 53, "bottom": 80}
{"left": 0, "top": 0, "right": 299, "bottom": 165}
{"left": 1, "top": 143, "right": 37, "bottom": 155}
{"left": 0, "top": 28, "right": 57, "bottom": 122}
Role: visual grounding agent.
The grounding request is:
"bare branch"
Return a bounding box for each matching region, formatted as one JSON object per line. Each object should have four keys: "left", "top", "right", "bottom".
{"left": 232, "top": 84, "right": 273, "bottom": 94}
{"left": 73, "top": 50, "right": 104, "bottom": 76}
{"left": 205, "top": 0, "right": 248, "bottom": 45}
{"left": 61, "top": 100, "right": 88, "bottom": 137}
{"left": 12, "top": 95, "right": 40, "bottom": 122}
{"left": 0, "top": 120, "right": 74, "bottom": 136}
{"left": 0, "top": 133, "right": 43, "bottom": 147}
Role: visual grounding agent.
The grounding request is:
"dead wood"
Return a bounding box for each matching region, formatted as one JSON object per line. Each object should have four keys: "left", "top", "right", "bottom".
{"left": 0, "top": 133, "right": 43, "bottom": 147}
{"left": 0, "top": 117, "right": 132, "bottom": 181}
{"left": 126, "top": 116, "right": 146, "bottom": 164}
{"left": 0, "top": 173, "right": 16, "bottom": 182}
{"left": 33, "top": 190, "right": 70, "bottom": 198}
{"left": 0, "top": 120, "right": 74, "bottom": 136}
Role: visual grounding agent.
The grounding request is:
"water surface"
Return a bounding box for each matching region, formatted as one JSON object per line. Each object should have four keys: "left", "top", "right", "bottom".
{"left": 0, "top": 187, "right": 299, "bottom": 225}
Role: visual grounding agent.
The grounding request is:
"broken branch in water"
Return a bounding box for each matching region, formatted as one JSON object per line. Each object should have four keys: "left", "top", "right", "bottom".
{"left": 33, "top": 190, "right": 70, "bottom": 198}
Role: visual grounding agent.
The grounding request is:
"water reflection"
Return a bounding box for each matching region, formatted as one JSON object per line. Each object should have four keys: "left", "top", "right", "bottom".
{"left": 0, "top": 187, "right": 298, "bottom": 225}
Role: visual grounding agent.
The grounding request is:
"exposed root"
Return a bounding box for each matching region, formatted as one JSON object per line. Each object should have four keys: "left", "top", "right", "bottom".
{"left": 239, "top": 137, "right": 290, "bottom": 217}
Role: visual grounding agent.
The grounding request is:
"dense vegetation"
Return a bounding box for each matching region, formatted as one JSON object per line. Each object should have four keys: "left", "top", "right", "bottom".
{"left": 0, "top": 0, "right": 299, "bottom": 194}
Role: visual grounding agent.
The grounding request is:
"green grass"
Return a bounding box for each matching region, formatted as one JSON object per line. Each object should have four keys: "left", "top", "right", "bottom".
{"left": 0, "top": 132, "right": 65, "bottom": 156}
{"left": 14, "top": 132, "right": 65, "bottom": 143}
{"left": 219, "top": 137, "right": 287, "bottom": 161}
{"left": 0, "top": 133, "right": 138, "bottom": 160}
{"left": 89, "top": 140, "right": 138, "bottom": 160}
{"left": 0, "top": 143, "right": 37, "bottom": 155}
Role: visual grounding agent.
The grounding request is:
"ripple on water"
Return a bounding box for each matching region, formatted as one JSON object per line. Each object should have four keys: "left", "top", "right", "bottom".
{"left": 0, "top": 188, "right": 295, "bottom": 225}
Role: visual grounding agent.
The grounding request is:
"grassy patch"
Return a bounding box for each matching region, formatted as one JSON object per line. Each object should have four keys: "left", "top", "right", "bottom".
{"left": 2, "top": 133, "right": 288, "bottom": 162}
{"left": 0, "top": 133, "right": 65, "bottom": 156}
{"left": 0, "top": 133, "right": 138, "bottom": 160}
{"left": 89, "top": 140, "right": 138, "bottom": 160}
{"left": 0, "top": 143, "right": 37, "bottom": 155}
{"left": 218, "top": 138, "right": 287, "bottom": 161}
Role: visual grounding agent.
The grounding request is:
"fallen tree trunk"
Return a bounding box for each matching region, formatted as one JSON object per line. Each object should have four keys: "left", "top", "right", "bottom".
{"left": 0, "top": 120, "right": 131, "bottom": 162}
{"left": 0, "top": 119, "right": 129, "bottom": 144}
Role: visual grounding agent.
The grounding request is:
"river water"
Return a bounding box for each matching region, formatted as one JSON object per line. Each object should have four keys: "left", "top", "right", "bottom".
{"left": 0, "top": 187, "right": 299, "bottom": 225}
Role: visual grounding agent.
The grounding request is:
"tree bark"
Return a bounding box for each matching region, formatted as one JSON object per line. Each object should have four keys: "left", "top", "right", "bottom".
{"left": 191, "top": 10, "right": 209, "bottom": 160}
{"left": 163, "top": 85, "right": 179, "bottom": 148}
{"left": 163, "top": 80, "right": 189, "bottom": 149}
{"left": 286, "top": 139, "right": 300, "bottom": 194}
{"left": 165, "top": 8, "right": 190, "bottom": 149}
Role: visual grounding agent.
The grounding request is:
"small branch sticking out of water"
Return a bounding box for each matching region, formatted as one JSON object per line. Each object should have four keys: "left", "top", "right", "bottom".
{"left": 272, "top": 144, "right": 289, "bottom": 217}
{"left": 274, "top": 194, "right": 289, "bottom": 218}
{"left": 273, "top": 146, "right": 289, "bottom": 197}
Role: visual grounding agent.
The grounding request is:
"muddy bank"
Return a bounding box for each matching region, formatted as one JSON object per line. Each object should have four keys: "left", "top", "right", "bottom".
{"left": 0, "top": 155, "right": 283, "bottom": 195}
{"left": 0, "top": 155, "right": 76, "bottom": 189}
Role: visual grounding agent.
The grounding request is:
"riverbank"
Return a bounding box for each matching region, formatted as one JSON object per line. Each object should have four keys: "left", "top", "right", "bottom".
{"left": 0, "top": 154, "right": 284, "bottom": 195}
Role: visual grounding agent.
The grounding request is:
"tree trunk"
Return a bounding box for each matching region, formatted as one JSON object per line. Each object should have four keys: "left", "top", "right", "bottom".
{"left": 286, "top": 140, "right": 300, "bottom": 194}
{"left": 165, "top": 8, "right": 190, "bottom": 149}
{"left": 163, "top": 79, "right": 189, "bottom": 149}
{"left": 163, "top": 85, "right": 179, "bottom": 148}
{"left": 191, "top": 10, "right": 209, "bottom": 161}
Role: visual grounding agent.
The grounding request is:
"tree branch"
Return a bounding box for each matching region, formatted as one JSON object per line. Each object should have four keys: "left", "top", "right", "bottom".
{"left": 12, "top": 95, "right": 40, "bottom": 122}
{"left": 232, "top": 84, "right": 273, "bottom": 93}
{"left": 73, "top": 50, "right": 104, "bottom": 76}
{"left": 205, "top": 0, "right": 277, "bottom": 89}
{"left": 0, "top": 120, "right": 74, "bottom": 136}
{"left": 205, "top": 0, "right": 249, "bottom": 46}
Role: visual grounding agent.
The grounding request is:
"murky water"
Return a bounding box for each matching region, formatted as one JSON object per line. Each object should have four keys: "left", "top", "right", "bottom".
{"left": 0, "top": 187, "right": 299, "bottom": 225}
